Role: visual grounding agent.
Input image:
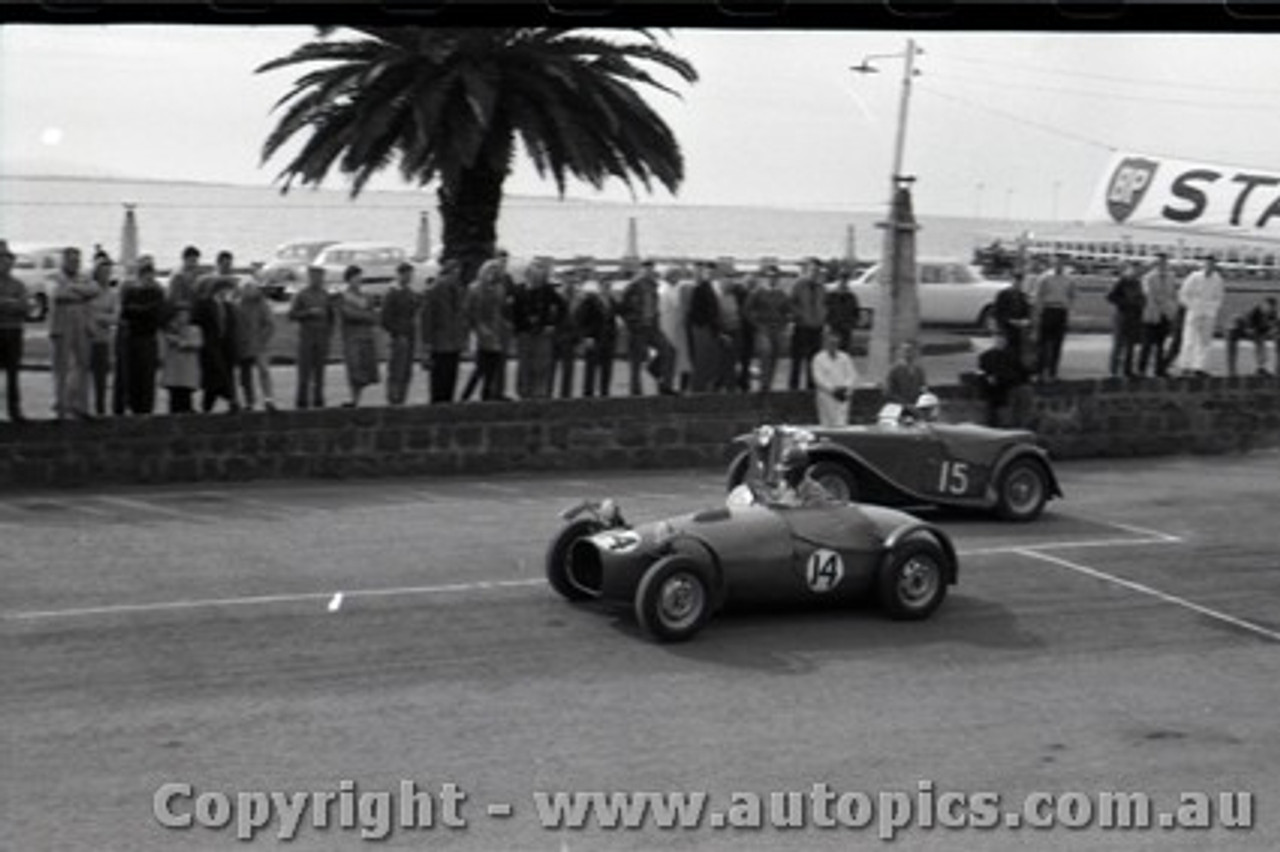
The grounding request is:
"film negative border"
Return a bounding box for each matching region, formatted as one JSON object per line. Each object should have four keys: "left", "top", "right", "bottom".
{"left": 1, "top": 1, "right": 1278, "bottom": 29}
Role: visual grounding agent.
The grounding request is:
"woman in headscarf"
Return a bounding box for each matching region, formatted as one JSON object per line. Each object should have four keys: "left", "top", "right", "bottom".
{"left": 338, "top": 265, "right": 379, "bottom": 407}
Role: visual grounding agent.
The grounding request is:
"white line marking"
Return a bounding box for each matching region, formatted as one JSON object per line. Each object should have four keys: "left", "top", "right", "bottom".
{"left": 3, "top": 579, "right": 544, "bottom": 622}
{"left": 959, "top": 536, "right": 1177, "bottom": 556}
{"left": 0, "top": 526, "right": 1189, "bottom": 624}
{"left": 1087, "top": 517, "right": 1184, "bottom": 543}
{"left": 328, "top": 592, "right": 343, "bottom": 613}
{"left": 1014, "top": 548, "right": 1280, "bottom": 643}
{"left": 91, "top": 495, "right": 206, "bottom": 521}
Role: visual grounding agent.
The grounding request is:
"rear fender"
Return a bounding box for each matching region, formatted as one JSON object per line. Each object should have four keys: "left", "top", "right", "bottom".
{"left": 882, "top": 523, "right": 958, "bottom": 585}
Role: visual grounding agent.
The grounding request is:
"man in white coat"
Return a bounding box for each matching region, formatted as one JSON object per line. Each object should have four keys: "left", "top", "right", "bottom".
{"left": 811, "top": 327, "right": 859, "bottom": 426}
{"left": 1177, "top": 255, "right": 1226, "bottom": 376}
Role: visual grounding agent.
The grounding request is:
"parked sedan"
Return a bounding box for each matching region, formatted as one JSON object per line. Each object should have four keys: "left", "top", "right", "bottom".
{"left": 7, "top": 242, "right": 71, "bottom": 321}
{"left": 258, "top": 239, "right": 338, "bottom": 300}
{"left": 310, "top": 241, "right": 424, "bottom": 304}
{"left": 845, "top": 259, "right": 1007, "bottom": 332}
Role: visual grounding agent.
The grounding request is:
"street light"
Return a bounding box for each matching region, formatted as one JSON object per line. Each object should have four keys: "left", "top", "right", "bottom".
{"left": 851, "top": 39, "right": 925, "bottom": 383}
{"left": 851, "top": 40, "right": 924, "bottom": 196}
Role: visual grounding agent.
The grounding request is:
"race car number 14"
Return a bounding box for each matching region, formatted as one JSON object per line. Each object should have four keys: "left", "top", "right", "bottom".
{"left": 805, "top": 549, "right": 845, "bottom": 593}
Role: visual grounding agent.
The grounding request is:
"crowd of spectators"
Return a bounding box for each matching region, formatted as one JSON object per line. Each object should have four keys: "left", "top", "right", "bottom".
{"left": 0, "top": 241, "right": 871, "bottom": 423}
{"left": 3, "top": 238, "right": 1276, "bottom": 431}
{"left": 974, "top": 251, "right": 1279, "bottom": 428}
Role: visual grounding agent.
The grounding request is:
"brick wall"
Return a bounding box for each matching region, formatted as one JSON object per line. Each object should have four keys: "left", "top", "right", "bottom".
{"left": 1, "top": 377, "right": 1277, "bottom": 489}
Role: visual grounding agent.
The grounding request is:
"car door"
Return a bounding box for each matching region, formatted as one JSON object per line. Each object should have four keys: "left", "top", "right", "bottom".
{"left": 918, "top": 263, "right": 974, "bottom": 325}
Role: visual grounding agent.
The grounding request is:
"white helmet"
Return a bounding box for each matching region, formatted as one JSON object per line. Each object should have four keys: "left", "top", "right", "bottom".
{"left": 877, "top": 403, "right": 904, "bottom": 426}
{"left": 916, "top": 391, "right": 940, "bottom": 422}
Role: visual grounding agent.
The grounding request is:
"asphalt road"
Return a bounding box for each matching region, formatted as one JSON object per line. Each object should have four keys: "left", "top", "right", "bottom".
{"left": 3, "top": 455, "right": 1279, "bottom": 850}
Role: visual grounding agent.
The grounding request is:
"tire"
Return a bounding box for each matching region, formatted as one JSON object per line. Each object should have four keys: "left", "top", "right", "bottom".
{"left": 634, "top": 555, "right": 714, "bottom": 643}
{"left": 545, "top": 518, "right": 604, "bottom": 601}
{"left": 877, "top": 538, "right": 948, "bottom": 620}
{"left": 977, "top": 305, "right": 997, "bottom": 336}
{"left": 995, "top": 457, "right": 1050, "bottom": 522}
{"left": 26, "top": 293, "right": 48, "bottom": 323}
{"left": 805, "top": 461, "right": 859, "bottom": 502}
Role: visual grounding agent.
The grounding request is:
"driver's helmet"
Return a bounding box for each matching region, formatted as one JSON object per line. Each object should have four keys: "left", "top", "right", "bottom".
{"left": 877, "top": 403, "right": 904, "bottom": 426}
{"left": 915, "top": 391, "right": 940, "bottom": 422}
{"left": 777, "top": 445, "right": 811, "bottom": 487}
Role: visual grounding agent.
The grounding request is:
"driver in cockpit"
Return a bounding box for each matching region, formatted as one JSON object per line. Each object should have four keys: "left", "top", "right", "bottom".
{"left": 755, "top": 446, "right": 837, "bottom": 508}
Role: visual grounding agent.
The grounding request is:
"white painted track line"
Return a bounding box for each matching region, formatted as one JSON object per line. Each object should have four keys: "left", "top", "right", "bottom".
{"left": 1016, "top": 548, "right": 1280, "bottom": 643}
{"left": 4, "top": 579, "right": 544, "bottom": 622}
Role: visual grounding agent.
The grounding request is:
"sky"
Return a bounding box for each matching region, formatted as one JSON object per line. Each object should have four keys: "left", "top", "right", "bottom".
{"left": 3, "top": 26, "right": 1280, "bottom": 223}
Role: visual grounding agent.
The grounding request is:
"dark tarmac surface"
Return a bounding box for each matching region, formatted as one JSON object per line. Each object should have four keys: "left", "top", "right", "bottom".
{"left": 3, "top": 453, "right": 1279, "bottom": 850}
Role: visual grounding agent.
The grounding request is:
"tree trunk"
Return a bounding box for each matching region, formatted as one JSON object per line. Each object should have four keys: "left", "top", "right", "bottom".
{"left": 437, "top": 162, "right": 506, "bottom": 286}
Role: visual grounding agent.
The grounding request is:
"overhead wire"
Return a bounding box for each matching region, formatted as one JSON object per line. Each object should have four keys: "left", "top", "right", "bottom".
{"left": 931, "top": 50, "right": 1280, "bottom": 98}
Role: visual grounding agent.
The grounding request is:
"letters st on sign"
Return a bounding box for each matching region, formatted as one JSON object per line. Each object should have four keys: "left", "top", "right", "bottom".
{"left": 1103, "top": 154, "right": 1280, "bottom": 234}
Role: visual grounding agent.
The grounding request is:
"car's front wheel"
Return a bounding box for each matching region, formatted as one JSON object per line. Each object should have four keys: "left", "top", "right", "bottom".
{"left": 26, "top": 293, "right": 48, "bottom": 322}
{"left": 878, "top": 538, "right": 948, "bottom": 620}
{"left": 995, "top": 457, "right": 1050, "bottom": 522}
{"left": 805, "top": 461, "right": 859, "bottom": 502}
{"left": 545, "top": 519, "right": 605, "bottom": 602}
{"left": 635, "top": 556, "right": 714, "bottom": 642}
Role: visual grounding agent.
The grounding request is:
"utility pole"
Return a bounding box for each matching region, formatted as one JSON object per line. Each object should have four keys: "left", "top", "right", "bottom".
{"left": 853, "top": 39, "right": 924, "bottom": 384}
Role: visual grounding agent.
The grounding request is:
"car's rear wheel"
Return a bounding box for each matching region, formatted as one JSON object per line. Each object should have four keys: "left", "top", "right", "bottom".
{"left": 878, "top": 538, "right": 948, "bottom": 620}
{"left": 26, "top": 293, "right": 48, "bottom": 322}
{"left": 545, "top": 519, "right": 604, "bottom": 601}
{"left": 635, "top": 556, "right": 713, "bottom": 642}
{"left": 805, "top": 461, "right": 859, "bottom": 502}
{"left": 996, "top": 457, "right": 1049, "bottom": 522}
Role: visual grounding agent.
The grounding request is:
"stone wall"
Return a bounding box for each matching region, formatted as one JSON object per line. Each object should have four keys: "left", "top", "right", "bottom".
{"left": 1, "top": 377, "right": 1277, "bottom": 489}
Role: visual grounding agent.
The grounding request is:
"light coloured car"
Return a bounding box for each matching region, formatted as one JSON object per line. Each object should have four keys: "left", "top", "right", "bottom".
{"left": 7, "top": 242, "right": 73, "bottom": 321}
{"left": 307, "top": 241, "right": 425, "bottom": 304}
{"left": 843, "top": 260, "right": 1007, "bottom": 331}
{"left": 258, "top": 239, "right": 339, "bottom": 300}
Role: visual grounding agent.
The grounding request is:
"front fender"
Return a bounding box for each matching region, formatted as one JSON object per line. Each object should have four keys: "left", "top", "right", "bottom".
{"left": 989, "top": 444, "right": 1063, "bottom": 503}
{"left": 882, "top": 523, "right": 959, "bottom": 585}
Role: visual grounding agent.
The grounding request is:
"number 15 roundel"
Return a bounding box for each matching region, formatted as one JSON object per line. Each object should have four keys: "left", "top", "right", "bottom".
{"left": 805, "top": 549, "right": 845, "bottom": 593}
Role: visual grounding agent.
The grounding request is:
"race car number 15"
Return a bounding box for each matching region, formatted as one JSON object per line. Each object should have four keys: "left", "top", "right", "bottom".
{"left": 806, "top": 549, "right": 845, "bottom": 593}
{"left": 937, "top": 460, "right": 970, "bottom": 495}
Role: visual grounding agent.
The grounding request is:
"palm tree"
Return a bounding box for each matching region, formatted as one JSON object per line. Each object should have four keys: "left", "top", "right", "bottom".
{"left": 257, "top": 27, "right": 698, "bottom": 281}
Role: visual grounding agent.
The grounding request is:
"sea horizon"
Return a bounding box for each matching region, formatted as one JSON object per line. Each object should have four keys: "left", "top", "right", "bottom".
{"left": 3, "top": 171, "right": 1262, "bottom": 269}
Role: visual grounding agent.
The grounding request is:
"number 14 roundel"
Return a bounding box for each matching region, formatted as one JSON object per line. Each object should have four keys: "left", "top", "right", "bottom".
{"left": 805, "top": 549, "right": 845, "bottom": 593}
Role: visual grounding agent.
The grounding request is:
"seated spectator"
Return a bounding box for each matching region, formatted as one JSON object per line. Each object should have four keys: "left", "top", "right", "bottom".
{"left": 1227, "top": 297, "right": 1278, "bottom": 377}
